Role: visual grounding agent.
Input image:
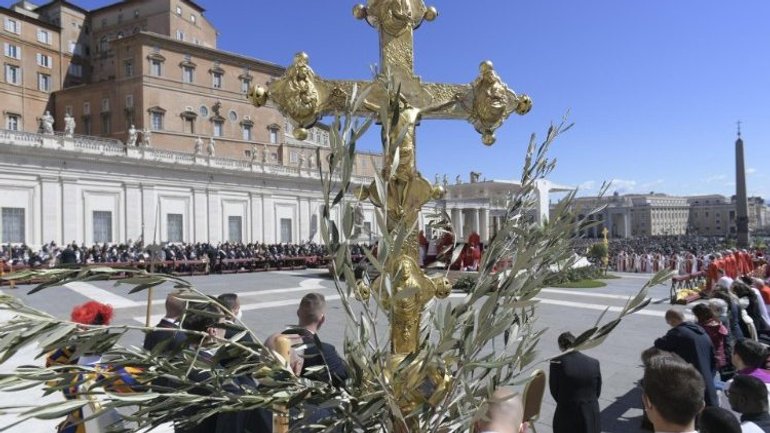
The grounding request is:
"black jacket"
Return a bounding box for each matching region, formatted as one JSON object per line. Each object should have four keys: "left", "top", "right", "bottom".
{"left": 549, "top": 351, "right": 602, "bottom": 433}
{"left": 654, "top": 321, "right": 718, "bottom": 406}
{"left": 174, "top": 351, "right": 271, "bottom": 433}
{"left": 300, "top": 334, "right": 349, "bottom": 388}
{"left": 143, "top": 319, "right": 187, "bottom": 353}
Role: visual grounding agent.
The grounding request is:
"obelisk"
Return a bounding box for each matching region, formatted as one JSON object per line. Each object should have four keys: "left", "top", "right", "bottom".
{"left": 735, "top": 122, "right": 750, "bottom": 248}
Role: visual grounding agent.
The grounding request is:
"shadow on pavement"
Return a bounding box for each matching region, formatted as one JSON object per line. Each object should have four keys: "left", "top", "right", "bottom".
{"left": 600, "top": 384, "right": 650, "bottom": 433}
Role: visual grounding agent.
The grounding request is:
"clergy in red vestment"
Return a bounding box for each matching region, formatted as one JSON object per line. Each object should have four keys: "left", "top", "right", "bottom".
{"left": 468, "top": 231, "right": 480, "bottom": 248}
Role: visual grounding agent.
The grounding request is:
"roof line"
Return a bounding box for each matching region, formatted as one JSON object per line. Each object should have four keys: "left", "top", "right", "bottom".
{"left": 118, "top": 31, "right": 285, "bottom": 75}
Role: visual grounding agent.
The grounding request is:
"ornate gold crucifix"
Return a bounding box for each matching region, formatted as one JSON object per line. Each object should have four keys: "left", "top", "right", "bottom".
{"left": 249, "top": 0, "right": 531, "bottom": 358}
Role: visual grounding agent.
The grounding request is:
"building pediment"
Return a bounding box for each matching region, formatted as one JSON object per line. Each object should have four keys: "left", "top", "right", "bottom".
{"left": 146, "top": 52, "right": 166, "bottom": 62}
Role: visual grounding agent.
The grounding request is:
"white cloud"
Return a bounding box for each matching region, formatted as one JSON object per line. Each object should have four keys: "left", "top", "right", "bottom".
{"left": 578, "top": 180, "right": 596, "bottom": 191}
{"left": 609, "top": 178, "right": 637, "bottom": 193}
{"left": 747, "top": 167, "right": 757, "bottom": 175}
{"left": 705, "top": 174, "right": 728, "bottom": 183}
{"left": 640, "top": 179, "right": 665, "bottom": 190}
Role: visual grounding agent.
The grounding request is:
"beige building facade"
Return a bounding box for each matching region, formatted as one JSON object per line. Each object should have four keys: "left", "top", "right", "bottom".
{"left": 560, "top": 192, "right": 769, "bottom": 239}
{"left": 687, "top": 194, "right": 767, "bottom": 237}
{"left": 1, "top": 2, "right": 62, "bottom": 131}
{"left": 0, "top": 0, "right": 386, "bottom": 246}
{"left": 2, "top": 0, "right": 383, "bottom": 172}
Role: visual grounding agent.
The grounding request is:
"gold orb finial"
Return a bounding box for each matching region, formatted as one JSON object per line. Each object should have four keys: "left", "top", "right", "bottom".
{"left": 294, "top": 128, "right": 309, "bottom": 141}
{"left": 353, "top": 4, "right": 367, "bottom": 20}
{"left": 431, "top": 185, "right": 445, "bottom": 200}
{"left": 516, "top": 95, "right": 533, "bottom": 115}
{"left": 424, "top": 6, "right": 438, "bottom": 22}
{"left": 294, "top": 52, "right": 309, "bottom": 63}
{"left": 482, "top": 132, "right": 496, "bottom": 146}
{"left": 249, "top": 85, "right": 268, "bottom": 107}
{"left": 480, "top": 60, "right": 494, "bottom": 73}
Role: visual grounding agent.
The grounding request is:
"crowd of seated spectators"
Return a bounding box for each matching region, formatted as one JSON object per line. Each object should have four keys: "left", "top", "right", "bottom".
{"left": 0, "top": 241, "right": 371, "bottom": 275}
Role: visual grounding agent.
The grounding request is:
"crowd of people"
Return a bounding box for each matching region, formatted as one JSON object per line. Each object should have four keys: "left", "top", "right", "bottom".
{"left": 0, "top": 241, "right": 379, "bottom": 275}
{"left": 592, "top": 235, "right": 769, "bottom": 279}
{"left": 50, "top": 291, "right": 349, "bottom": 433}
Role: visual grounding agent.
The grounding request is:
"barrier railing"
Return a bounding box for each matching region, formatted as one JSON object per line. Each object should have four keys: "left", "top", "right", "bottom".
{"left": 0, "top": 256, "right": 335, "bottom": 286}
{"left": 0, "top": 128, "right": 374, "bottom": 184}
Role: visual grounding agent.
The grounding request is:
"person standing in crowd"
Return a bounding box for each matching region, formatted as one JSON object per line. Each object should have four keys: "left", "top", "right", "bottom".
{"left": 49, "top": 301, "right": 123, "bottom": 433}
{"left": 733, "top": 281, "right": 770, "bottom": 335}
{"left": 176, "top": 302, "right": 254, "bottom": 433}
{"left": 692, "top": 303, "right": 730, "bottom": 379}
{"left": 752, "top": 277, "right": 770, "bottom": 308}
{"left": 653, "top": 309, "right": 718, "bottom": 406}
{"left": 718, "top": 338, "right": 770, "bottom": 413}
{"left": 726, "top": 374, "right": 770, "bottom": 432}
{"left": 217, "top": 293, "right": 245, "bottom": 337}
{"left": 549, "top": 332, "right": 601, "bottom": 433}
{"left": 216, "top": 292, "right": 257, "bottom": 383}
{"left": 293, "top": 292, "right": 349, "bottom": 387}
{"left": 731, "top": 339, "right": 770, "bottom": 387}
{"left": 144, "top": 292, "right": 187, "bottom": 353}
{"left": 699, "top": 406, "right": 741, "bottom": 433}
{"left": 717, "top": 268, "right": 736, "bottom": 291}
{"left": 641, "top": 356, "right": 704, "bottom": 433}
{"left": 712, "top": 291, "right": 746, "bottom": 342}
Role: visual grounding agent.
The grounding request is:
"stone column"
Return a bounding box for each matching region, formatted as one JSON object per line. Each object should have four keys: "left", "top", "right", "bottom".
{"left": 473, "top": 208, "right": 481, "bottom": 236}
{"left": 124, "top": 182, "right": 142, "bottom": 242}
{"left": 299, "top": 197, "right": 310, "bottom": 242}
{"left": 480, "top": 208, "right": 489, "bottom": 244}
{"left": 140, "top": 184, "right": 157, "bottom": 242}
{"left": 452, "top": 208, "right": 464, "bottom": 240}
{"left": 192, "top": 189, "right": 208, "bottom": 243}
{"left": 207, "top": 188, "right": 221, "bottom": 244}
{"left": 263, "top": 195, "right": 275, "bottom": 244}
{"left": 40, "top": 176, "right": 61, "bottom": 244}
{"left": 61, "top": 178, "right": 80, "bottom": 244}
{"left": 250, "top": 192, "right": 263, "bottom": 243}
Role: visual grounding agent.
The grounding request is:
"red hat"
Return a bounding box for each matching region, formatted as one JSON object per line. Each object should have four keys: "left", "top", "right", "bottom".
{"left": 71, "top": 301, "right": 114, "bottom": 326}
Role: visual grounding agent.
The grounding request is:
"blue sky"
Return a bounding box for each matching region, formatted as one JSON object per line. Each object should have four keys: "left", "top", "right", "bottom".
{"left": 33, "top": 1, "right": 770, "bottom": 199}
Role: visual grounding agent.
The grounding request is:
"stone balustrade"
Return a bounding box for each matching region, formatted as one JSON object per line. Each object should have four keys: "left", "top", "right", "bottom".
{"left": 0, "top": 128, "right": 373, "bottom": 184}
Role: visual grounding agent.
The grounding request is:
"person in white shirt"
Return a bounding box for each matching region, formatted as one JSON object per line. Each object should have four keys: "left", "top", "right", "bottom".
{"left": 717, "top": 268, "right": 736, "bottom": 291}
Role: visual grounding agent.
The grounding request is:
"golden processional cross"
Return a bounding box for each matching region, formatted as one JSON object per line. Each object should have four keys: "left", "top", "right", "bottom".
{"left": 249, "top": 0, "right": 531, "bottom": 358}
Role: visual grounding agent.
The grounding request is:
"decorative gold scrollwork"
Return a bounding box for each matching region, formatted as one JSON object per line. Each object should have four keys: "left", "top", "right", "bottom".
{"left": 469, "top": 61, "right": 532, "bottom": 145}
{"left": 269, "top": 52, "right": 322, "bottom": 140}
{"left": 354, "top": 0, "right": 437, "bottom": 36}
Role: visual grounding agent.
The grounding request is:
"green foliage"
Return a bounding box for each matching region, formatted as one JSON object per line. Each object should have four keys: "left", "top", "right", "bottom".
{"left": 544, "top": 265, "right": 604, "bottom": 286}
{"left": 550, "top": 279, "right": 607, "bottom": 289}
{"left": 452, "top": 275, "right": 478, "bottom": 293}
{"left": 587, "top": 242, "right": 608, "bottom": 263}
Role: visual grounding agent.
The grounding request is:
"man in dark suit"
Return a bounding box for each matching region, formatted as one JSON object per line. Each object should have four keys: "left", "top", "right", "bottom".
{"left": 654, "top": 308, "right": 718, "bottom": 407}
{"left": 143, "top": 292, "right": 188, "bottom": 353}
{"left": 176, "top": 303, "right": 271, "bottom": 433}
{"left": 294, "top": 292, "right": 349, "bottom": 387}
{"left": 549, "top": 332, "right": 602, "bottom": 433}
